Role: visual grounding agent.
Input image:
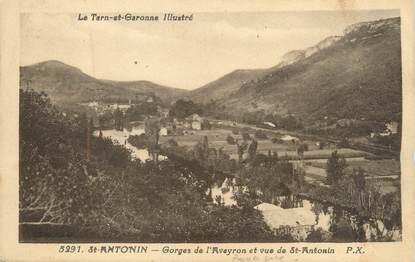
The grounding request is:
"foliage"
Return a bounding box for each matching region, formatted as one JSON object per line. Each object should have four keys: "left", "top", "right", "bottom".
{"left": 306, "top": 228, "right": 332, "bottom": 242}
{"left": 241, "top": 132, "right": 251, "bottom": 141}
{"left": 98, "top": 111, "right": 114, "bottom": 128}
{"left": 226, "top": 135, "right": 236, "bottom": 145}
{"left": 126, "top": 102, "right": 158, "bottom": 121}
{"left": 169, "top": 99, "right": 201, "bottom": 119}
{"left": 20, "top": 89, "right": 283, "bottom": 243}
{"left": 19, "top": 89, "right": 130, "bottom": 225}
{"left": 201, "top": 119, "right": 212, "bottom": 130}
{"left": 308, "top": 174, "right": 401, "bottom": 230}
{"left": 113, "top": 108, "right": 124, "bottom": 131}
{"left": 247, "top": 139, "right": 258, "bottom": 160}
{"left": 331, "top": 218, "right": 356, "bottom": 242}
{"left": 127, "top": 134, "right": 149, "bottom": 149}
{"left": 254, "top": 130, "right": 268, "bottom": 139}
{"left": 326, "top": 150, "right": 348, "bottom": 185}
{"left": 237, "top": 158, "right": 297, "bottom": 203}
{"left": 370, "top": 133, "right": 401, "bottom": 151}
{"left": 144, "top": 118, "right": 161, "bottom": 162}
{"left": 167, "top": 138, "right": 178, "bottom": 147}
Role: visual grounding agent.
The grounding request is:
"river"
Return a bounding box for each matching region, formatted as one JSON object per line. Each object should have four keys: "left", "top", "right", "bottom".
{"left": 93, "top": 127, "right": 151, "bottom": 161}
{"left": 212, "top": 178, "right": 401, "bottom": 241}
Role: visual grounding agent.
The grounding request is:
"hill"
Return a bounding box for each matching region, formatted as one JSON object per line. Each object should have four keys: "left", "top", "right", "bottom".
{"left": 191, "top": 17, "right": 402, "bottom": 124}
{"left": 20, "top": 60, "right": 188, "bottom": 105}
{"left": 189, "top": 69, "right": 268, "bottom": 104}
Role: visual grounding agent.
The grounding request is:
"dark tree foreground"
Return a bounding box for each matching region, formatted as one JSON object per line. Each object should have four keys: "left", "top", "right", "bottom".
{"left": 19, "top": 89, "right": 279, "bottom": 242}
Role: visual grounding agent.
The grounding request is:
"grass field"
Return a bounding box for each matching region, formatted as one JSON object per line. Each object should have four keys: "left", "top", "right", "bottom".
{"left": 309, "top": 159, "right": 400, "bottom": 177}
{"left": 159, "top": 127, "right": 369, "bottom": 160}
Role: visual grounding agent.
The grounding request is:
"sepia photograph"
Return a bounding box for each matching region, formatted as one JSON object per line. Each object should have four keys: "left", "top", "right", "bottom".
{"left": 18, "top": 9, "right": 403, "bottom": 244}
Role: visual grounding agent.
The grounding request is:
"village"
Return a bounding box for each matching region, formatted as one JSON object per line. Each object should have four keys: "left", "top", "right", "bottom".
{"left": 83, "top": 97, "right": 400, "bottom": 191}
{"left": 80, "top": 96, "right": 401, "bottom": 241}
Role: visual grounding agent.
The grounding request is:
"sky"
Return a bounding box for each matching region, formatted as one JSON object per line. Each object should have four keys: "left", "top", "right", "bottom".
{"left": 20, "top": 10, "right": 399, "bottom": 90}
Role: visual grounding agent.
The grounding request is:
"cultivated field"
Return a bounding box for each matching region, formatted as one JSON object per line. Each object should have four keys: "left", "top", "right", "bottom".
{"left": 159, "top": 127, "right": 369, "bottom": 160}
{"left": 158, "top": 126, "right": 400, "bottom": 193}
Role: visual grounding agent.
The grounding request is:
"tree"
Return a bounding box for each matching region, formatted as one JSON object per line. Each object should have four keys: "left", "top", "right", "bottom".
{"left": 353, "top": 167, "right": 366, "bottom": 207}
{"left": 296, "top": 144, "right": 305, "bottom": 159}
{"left": 236, "top": 139, "right": 248, "bottom": 163}
{"left": 98, "top": 111, "right": 113, "bottom": 128}
{"left": 128, "top": 134, "right": 149, "bottom": 149}
{"left": 247, "top": 139, "right": 258, "bottom": 160}
{"left": 19, "top": 89, "right": 126, "bottom": 227}
{"left": 331, "top": 218, "right": 356, "bottom": 242}
{"left": 169, "top": 99, "right": 201, "bottom": 119}
{"left": 201, "top": 119, "right": 211, "bottom": 130}
{"left": 126, "top": 102, "right": 158, "bottom": 121}
{"left": 145, "top": 118, "right": 161, "bottom": 163}
{"left": 193, "top": 136, "right": 209, "bottom": 161}
{"left": 241, "top": 132, "right": 251, "bottom": 141}
{"left": 113, "top": 108, "right": 124, "bottom": 131}
{"left": 326, "top": 150, "right": 347, "bottom": 185}
{"left": 226, "top": 135, "right": 236, "bottom": 145}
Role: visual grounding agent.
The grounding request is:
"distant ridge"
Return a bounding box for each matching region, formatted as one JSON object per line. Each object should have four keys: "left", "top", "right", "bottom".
{"left": 20, "top": 60, "right": 189, "bottom": 105}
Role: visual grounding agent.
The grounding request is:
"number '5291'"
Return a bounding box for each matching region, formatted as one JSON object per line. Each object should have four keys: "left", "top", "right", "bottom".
{"left": 58, "top": 245, "right": 82, "bottom": 253}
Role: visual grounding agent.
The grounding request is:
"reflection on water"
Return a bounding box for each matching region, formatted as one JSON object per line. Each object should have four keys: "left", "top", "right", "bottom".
{"left": 211, "top": 181, "right": 401, "bottom": 241}
{"left": 93, "top": 127, "right": 150, "bottom": 161}
{"left": 211, "top": 179, "right": 333, "bottom": 231}
{"left": 256, "top": 198, "right": 333, "bottom": 231}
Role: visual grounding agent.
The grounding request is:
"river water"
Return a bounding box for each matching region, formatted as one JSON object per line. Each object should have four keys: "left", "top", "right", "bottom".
{"left": 93, "top": 127, "right": 151, "bottom": 161}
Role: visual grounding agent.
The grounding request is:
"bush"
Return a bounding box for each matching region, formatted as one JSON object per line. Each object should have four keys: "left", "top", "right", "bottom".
{"left": 167, "top": 138, "right": 178, "bottom": 147}
{"left": 241, "top": 132, "right": 251, "bottom": 141}
{"left": 254, "top": 130, "right": 268, "bottom": 139}
{"left": 271, "top": 137, "right": 283, "bottom": 144}
{"left": 127, "top": 134, "right": 148, "bottom": 149}
{"left": 201, "top": 119, "right": 211, "bottom": 130}
{"left": 306, "top": 228, "right": 332, "bottom": 242}
{"left": 226, "top": 135, "right": 236, "bottom": 145}
{"left": 337, "top": 137, "right": 350, "bottom": 148}
{"left": 232, "top": 129, "right": 239, "bottom": 135}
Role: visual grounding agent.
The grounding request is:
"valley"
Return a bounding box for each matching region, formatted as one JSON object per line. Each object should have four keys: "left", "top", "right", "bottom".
{"left": 19, "top": 15, "right": 402, "bottom": 243}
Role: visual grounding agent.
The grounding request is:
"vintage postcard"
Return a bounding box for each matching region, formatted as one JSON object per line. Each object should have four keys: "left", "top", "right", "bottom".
{"left": 0, "top": 0, "right": 414, "bottom": 261}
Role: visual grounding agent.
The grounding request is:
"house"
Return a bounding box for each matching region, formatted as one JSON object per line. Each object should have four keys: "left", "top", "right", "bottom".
{"left": 386, "top": 121, "right": 398, "bottom": 134}
{"left": 192, "top": 121, "right": 202, "bottom": 130}
{"left": 159, "top": 127, "right": 168, "bottom": 136}
{"left": 183, "top": 121, "right": 191, "bottom": 129}
{"left": 188, "top": 113, "right": 203, "bottom": 122}
{"left": 185, "top": 113, "right": 203, "bottom": 130}
{"left": 146, "top": 96, "right": 154, "bottom": 103}
{"left": 280, "top": 135, "right": 299, "bottom": 143}
{"left": 158, "top": 107, "right": 169, "bottom": 118}
{"left": 88, "top": 101, "right": 99, "bottom": 108}
{"left": 117, "top": 104, "right": 131, "bottom": 111}
{"left": 370, "top": 121, "right": 399, "bottom": 137}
